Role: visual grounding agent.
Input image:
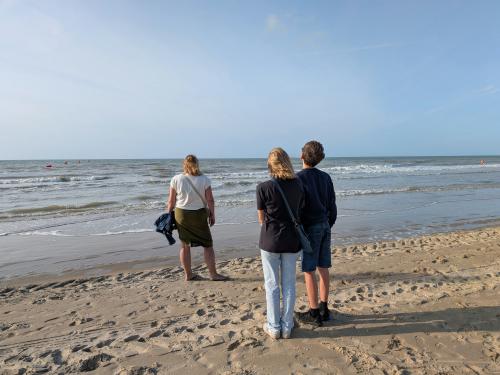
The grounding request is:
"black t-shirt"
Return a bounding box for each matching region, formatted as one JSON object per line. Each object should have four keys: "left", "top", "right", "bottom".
{"left": 296, "top": 167, "right": 337, "bottom": 227}
{"left": 256, "top": 178, "right": 304, "bottom": 253}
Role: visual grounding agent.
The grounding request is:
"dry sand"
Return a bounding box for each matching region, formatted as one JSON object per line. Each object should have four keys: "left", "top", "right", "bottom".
{"left": 1, "top": 226, "right": 499, "bottom": 374}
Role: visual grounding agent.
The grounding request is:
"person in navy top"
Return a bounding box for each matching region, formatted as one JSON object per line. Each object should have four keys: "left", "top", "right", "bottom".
{"left": 295, "top": 140, "right": 337, "bottom": 326}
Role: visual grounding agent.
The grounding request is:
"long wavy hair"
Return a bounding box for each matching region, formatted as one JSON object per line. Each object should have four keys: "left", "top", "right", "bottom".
{"left": 183, "top": 154, "right": 202, "bottom": 176}
{"left": 267, "top": 147, "right": 296, "bottom": 180}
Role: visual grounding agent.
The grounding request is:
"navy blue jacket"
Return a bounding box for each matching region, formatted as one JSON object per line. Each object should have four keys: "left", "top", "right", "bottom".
{"left": 154, "top": 212, "right": 177, "bottom": 245}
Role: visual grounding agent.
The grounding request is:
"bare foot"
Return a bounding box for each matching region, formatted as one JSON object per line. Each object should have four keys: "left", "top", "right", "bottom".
{"left": 185, "top": 273, "right": 203, "bottom": 281}
{"left": 210, "top": 274, "right": 229, "bottom": 281}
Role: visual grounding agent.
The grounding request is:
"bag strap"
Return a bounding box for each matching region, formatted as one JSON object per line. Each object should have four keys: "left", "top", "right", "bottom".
{"left": 271, "top": 179, "right": 299, "bottom": 227}
{"left": 184, "top": 175, "right": 208, "bottom": 209}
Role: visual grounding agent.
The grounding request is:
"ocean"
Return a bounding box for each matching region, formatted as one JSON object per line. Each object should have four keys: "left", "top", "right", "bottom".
{"left": 1, "top": 156, "right": 500, "bottom": 277}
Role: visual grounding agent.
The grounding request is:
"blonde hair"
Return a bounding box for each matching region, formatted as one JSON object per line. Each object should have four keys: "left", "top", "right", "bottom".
{"left": 183, "top": 154, "right": 202, "bottom": 176}
{"left": 267, "top": 147, "right": 296, "bottom": 180}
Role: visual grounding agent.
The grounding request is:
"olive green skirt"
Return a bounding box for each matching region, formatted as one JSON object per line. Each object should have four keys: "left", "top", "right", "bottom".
{"left": 175, "top": 207, "right": 213, "bottom": 248}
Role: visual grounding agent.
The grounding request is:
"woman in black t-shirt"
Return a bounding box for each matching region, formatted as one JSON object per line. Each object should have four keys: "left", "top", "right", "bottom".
{"left": 256, "top": 147, "right": 304, "bottom": 339}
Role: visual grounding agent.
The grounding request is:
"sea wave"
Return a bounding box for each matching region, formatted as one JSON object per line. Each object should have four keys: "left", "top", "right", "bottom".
{"left": 7, "top": 223, "right": 260, "bottom": 237}
{"left": 337, "top": 182, "right": 500, "bottom": 197}
{"left": 0, "top": 175, "right": 111, "bottom": 185}
{"left": 217, "top": 199, "right": 256, "bottom": 206}
{"left": 323, "top": 163, "right": 500, "bottom": 176}
{"left": 90, "top": 229, "right": 154, "bottom": 236}
{"left": 14, "top": 228, "right": 155, "bottom": 237}
{"left": 132, "top": 194, "right": 163, "bottom": 201}
{"left": 146, "top": 179, "right": 167, "bottom": 185}
{"left": 126, "top": 200, "right": 165, "bottom": 210}
{"left": 204, "top": 163, "right": 500, "bottom": 181}
{"left": 18, "top": 230, "right": 74, "bottom": 237}
{"left": 0, "top": 201, "right": 117, "bottom": 218}
{"left": 221, "top": 180, "right": 254, "bottom": 187}
{"left": 211, "top": 171, "right": 268, "bottom": 179}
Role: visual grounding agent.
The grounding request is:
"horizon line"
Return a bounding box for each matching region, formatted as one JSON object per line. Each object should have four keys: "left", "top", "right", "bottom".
{"left": 1, "top": 154, "right": 499, "bottom": 162}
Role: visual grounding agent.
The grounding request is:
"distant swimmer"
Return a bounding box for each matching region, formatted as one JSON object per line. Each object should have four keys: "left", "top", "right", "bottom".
{"left": 45, "top": 164, "right": 53, "bottom": 168}
{"left": 64, "top": 161, "right": 68, "bottom": 165}
{"left": 480, "top": 159, "right": 486, "bottom": 165}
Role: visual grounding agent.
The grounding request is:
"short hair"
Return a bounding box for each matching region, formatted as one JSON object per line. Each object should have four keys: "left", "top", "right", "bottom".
{"left": 267, "top": 147, "right": 296, "bottom": 180}
{"left": 183, "top": 154, "right": 202, "bottom": 176}
{"left": 301, "top": 140, "right": 325, "bottom": 167}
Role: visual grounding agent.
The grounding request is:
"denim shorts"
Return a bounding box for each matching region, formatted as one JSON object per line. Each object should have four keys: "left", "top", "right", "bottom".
{"left": 302, "top": 221, "right": 332, "bottom": 272}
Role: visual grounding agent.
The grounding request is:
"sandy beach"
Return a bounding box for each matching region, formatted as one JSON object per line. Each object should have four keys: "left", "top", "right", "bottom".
{"left": 2, "top": 0, "right": 500, "bottom": 373}
{"left": 1, "top": 226, "right": 499, "bottom": 374}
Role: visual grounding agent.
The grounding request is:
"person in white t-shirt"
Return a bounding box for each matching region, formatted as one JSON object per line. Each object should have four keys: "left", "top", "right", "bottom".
{"left": 166, "top": 155, "right": 227, "bottom": 281}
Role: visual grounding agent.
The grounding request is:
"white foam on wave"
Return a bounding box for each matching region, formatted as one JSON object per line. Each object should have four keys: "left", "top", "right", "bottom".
{"left": 18, "top": 230, "right": 74, "bottom": 237}
{"left": 323, "top": 163, "right": 500, "bottom": 175}
{"left": 14, "top": 228, "right": 155, "bottom": 237}
{"left": 337, "top": 182, "right": 500, "bottom": 197}
{"left": 0, "top": 175, "right": 110, "bottom": 185}
{"left": 9, "top": 222, "right": 261, "bottom": 237}
{"left": 210, "top": 171, "right": 268, "bottom": 179}
{"left": 217, "top": 199, "right": 255, "bottom": 206}
{"left": 90, "top": 229, "right": 154, "bottom": 236}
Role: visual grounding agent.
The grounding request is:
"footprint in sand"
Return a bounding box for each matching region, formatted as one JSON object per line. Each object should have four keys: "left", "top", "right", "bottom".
{"left": 147, "top": 329, "right": 164, "bottom": 338}
{"left": 95, "top": 338, "right": 115, "bottom": 348}
{"left": 71, "top": 344, "right": 87, "bottom": 353}
{"left": 237, "top": 313, "right": 253, "bottom": 322}
{"left": 387, "top": 336, "right": 402, "bottom": 350}
{"left": 69, "top": 317, "right": 93, "bottom": 326}
{"left": 227, "top": 340, "right": 241, "bottom": 351}
{"left": 195, "top": 308, "right": 206, "bottom": 317}
{"left": 78, "top": 353, "right": 114, "bottom": 372}
{"left": 123, "top": 334, "right": 141, "bottom": 342}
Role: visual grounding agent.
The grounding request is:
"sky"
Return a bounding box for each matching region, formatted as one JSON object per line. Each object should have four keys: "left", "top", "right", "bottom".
{"left": 0, "top": 0, "right": 499, "bottom": 159}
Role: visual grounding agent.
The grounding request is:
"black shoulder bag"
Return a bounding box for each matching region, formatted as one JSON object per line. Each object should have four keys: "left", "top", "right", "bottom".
{"left": 271, "top": 179, "right": 313, "bottom": 254}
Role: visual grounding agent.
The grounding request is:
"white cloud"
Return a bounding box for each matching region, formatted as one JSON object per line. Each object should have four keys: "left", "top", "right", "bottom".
{"left": 423, "top": 84, "right": 499, "bottom": 116}
{"left": 476, "top": 85, "right": 499, "bottom": 95}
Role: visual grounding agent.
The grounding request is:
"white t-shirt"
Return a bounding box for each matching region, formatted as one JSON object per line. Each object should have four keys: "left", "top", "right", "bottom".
{"left": 170, "top": 174, "right": 211, "bottom": 210}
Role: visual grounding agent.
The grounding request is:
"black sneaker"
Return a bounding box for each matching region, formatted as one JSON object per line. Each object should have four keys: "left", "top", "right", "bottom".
{"left": 319, "top": 301, "right": 331, "bottom": 322}
{"left": 295, "top": 309, "right": 322, "bottom": 327}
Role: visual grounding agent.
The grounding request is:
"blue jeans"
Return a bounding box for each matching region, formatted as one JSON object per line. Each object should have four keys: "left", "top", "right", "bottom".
{"left": 260, "top": 250, "right": 300, "bottom": 335}
{"left": 302, "top": 222, "right": 332, "bottom": 272}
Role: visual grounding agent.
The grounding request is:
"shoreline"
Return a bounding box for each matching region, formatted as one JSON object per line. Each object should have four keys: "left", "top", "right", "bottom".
{"left": 2, "top": 221, "right": 500, "bottom": 285}
{"left": 0, "top": 222, "right": 261, "bottom": 283}
{"left": 1, "top": 225, "right": 499, "bottom": 373}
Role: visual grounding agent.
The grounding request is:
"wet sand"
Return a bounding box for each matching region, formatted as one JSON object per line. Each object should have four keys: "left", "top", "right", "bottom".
{"left": 0, "top": 222, "right": 261, "bottom": 281}
{"left": 1, "top": 226, "right": 499, "bottom": 374}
